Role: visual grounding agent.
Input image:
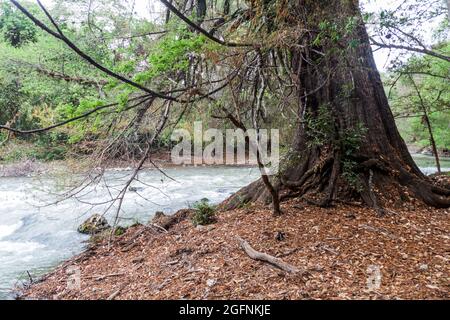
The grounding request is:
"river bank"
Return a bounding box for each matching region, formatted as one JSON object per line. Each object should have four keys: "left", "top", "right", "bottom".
{"left": 0, "top": 151, "right": 175, "bottom": 178}
{"left": 19, "top": 197, "right": 449, "bottom": 300}
{"left": 2, "top": 148, "right": 450, "bottom": 178}
{"left": 2, "top": 155, "right": 449, "bottom": 300}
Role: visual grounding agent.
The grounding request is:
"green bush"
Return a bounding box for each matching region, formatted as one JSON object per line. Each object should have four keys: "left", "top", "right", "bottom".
{"left": 28, "top": 145, "right": 66, "bottom": 161}
{"left": 192, "top": 198, "right": 216, "bottom": 227}
{"left": 0, "top": 2, "right": 38, "bottom": 47}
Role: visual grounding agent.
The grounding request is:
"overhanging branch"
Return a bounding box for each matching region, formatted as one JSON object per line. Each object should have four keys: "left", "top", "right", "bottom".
{"left": 370, "top": 37, "right": 450, "bottom": 63}
{"left": 160, "top": 0, "right": 252, "bottom": 48}
{"left": 11, "top": 60, "right": 108, "bottom": 86}
{"left": 10, "top": 0, "right": 179, "bottom": 102}
{"left": 0, "top": 95, "right": 150, "bottom": 135}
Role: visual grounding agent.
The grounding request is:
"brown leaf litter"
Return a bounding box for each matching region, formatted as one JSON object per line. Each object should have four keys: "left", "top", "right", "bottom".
{"left": 20, "top": 199, "right": 449, "bottom": 300}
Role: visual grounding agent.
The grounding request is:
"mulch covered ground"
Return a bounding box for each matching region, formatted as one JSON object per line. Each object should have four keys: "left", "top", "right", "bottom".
{"left": 21, "top": 196, "right": 449, "bottom": 300}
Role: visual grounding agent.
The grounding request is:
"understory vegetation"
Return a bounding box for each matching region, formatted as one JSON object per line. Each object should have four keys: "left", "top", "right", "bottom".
{"left": 191, "top": 198, "right": 217, "bottom": 226}
{"left": 387, "top": 43, "right": 450, "bottom": 152}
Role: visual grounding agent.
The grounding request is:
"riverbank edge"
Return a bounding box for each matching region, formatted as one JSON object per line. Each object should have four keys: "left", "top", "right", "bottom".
{"left": 2, "top": 144, "right": 450, "bottom": 178}
{"left": 0, "top": 151, "right": 261, "bottom": 178}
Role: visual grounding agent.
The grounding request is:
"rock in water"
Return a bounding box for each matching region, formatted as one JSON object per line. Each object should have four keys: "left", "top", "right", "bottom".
{"left": 78, "top": 214, "right": 110, "bottom": 235}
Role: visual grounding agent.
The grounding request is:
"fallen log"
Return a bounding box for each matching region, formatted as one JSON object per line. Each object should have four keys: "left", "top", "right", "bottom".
{"left": 237, "top": 236, "right": 304, "bottom": 274}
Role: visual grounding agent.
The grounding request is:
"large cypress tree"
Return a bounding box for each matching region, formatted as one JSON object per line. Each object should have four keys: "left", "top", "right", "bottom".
{"left": 224, "top": 0, "right": 450, "bottom": 211}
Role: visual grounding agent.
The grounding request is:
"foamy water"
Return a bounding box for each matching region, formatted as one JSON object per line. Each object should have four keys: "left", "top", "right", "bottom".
{"left": 0, "top": 222, "right": 23, "bottom": 240}
{"left": 0, "top": 221, "right": 45, "bottom": 255}
{"left": 0, "top": 166, "right": 260, "bottom": 299}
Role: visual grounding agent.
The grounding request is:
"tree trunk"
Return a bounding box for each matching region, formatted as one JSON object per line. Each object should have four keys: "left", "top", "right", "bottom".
{"left": 223, "top": 0, "right": 450, "bottom": 210}
{"left": 409, "top": 75, "right": 441, "bottom": 174}
{"left": 424, "top": 114, "right": 442, "bottom": 174}
{"left": 196, "top": 0, "right": 207, "bottom": 24}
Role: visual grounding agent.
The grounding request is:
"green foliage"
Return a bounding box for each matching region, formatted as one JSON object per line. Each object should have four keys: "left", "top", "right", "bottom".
{"left": 403, "top": 111, "right": 450, "bottom": 148}
{"left": 0, "top": 1, "right": 37, "bottom": 47}
{"left": 388, "top": 42, "right": 450, "bottom": 150}
{"left": 0, "top": 72, "right": 22, "bottom": 124}
{"left": 0, "top": 11, "right": 111, "bottom": 152}
{"left": 0, "top": 0, "right": 444, "bottom": 174}
{"left": 340, "top": 123, "right": 367, "bottom": 191}
{"left": 114, "top": 60, "right": 136, "bottom": 75}
{"left": 31, "top": 132, "right": 68, "bottom": 161}
{"left": 28, "top": 145, "right": 67, "bottom": 161}
{"left": 113, "top": 226, "right": 126, "bottom": 236}
{"left": 134, "top": 30, "right": 207, "bottom": 84}
{"left": 0, "top": 138, "right": 67, "bottom": 162}
{"left": 313, "top": 16, "right": 359, "bottom": 48}
{"left": 191, "top": 198, "right": 216, "bottom": 227}
{"left": 341, "top": 123, "right": 367, "bottom": 157}
{"left": 305, "top": 105, "right": 334, "bottom": 147}
{"left": 341, "top": 159, "right": 362, "bottom": 192}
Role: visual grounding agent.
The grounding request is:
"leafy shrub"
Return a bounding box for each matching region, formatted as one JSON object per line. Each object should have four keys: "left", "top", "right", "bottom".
{"left": 191, "top": 198, "right": 216, "bottom": 226}
{"left": 0, "top": 2, "right": 37, "bottom": 47}
{"left": 28, "top": 145, "right": 66, "bottom": 161}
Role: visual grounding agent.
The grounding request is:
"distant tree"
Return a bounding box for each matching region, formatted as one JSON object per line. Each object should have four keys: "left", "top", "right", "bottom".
{"left": 0, "top": 1, "right": 37, "bottom": 47}
{"left": 366, "top": 0, "right": 449, "bottom": 64}
{"left": 387, "top": 43, "right": 450, "bottom": 173}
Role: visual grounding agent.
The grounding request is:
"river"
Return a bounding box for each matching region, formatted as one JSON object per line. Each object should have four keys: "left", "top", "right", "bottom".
{"left": 0, "top": 155, "right": 448, "bottom": 299}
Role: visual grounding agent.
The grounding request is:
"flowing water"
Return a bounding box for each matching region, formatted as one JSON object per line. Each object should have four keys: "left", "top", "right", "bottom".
{"left": 0, "top": 155, "right": 448, "bottom": 299}
{"left": 409, "top": 154, "right": 450, "bottom": 175}
{"left": 0, "top": 166, "right": 260, "bottom": 299}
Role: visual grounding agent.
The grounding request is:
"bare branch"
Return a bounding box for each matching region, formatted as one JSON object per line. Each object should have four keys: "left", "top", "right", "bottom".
{"left": 0, "top": 95, "right": 150, "bottom": 134}
{"left": 10, "top": 60, "right": 108, "bottom": 86}
{"left": 237, "top": 236, "right": 304, "bottom": 274}
{"left": 10, "top": 0, "right": 179, "bottom": 101}
{"left": 160, "top": 0, "right": 252, "bottom": 48}
{"left": 370, "top": 37, "right": 450, "bottom": 63}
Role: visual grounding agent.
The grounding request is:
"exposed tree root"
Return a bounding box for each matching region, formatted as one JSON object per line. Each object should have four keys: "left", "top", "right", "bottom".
{"left": 223, "top": 156, "right": 450, "bottom": 212}
{"left": 367, "top": 169, "right": 388, "bottom": 216}
{"left": 399, "top": 169, "right": 450, "bottom": 208}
